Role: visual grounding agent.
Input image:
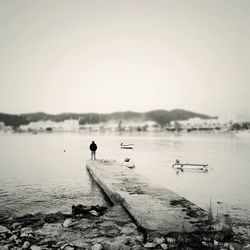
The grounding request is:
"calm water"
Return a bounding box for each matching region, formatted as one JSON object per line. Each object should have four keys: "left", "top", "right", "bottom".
{"left": 0, "top": 132, "right": 249, "bottom": 225}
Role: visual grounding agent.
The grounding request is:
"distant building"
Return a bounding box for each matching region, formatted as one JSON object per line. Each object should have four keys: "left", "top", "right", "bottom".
{"left": 20, "top": 119, "right": 79, "bottom": 132}
{"left": 168, "top": 117, "right": 229, "bottom": 132}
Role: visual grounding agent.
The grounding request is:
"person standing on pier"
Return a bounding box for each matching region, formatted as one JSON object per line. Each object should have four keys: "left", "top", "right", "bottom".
{"left": 89, "top": 141, "right": 97, "bottom": 160}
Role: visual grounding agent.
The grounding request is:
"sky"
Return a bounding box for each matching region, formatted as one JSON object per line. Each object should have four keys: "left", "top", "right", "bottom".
{"left": 0, "top": 0, "right": 249, "bottom": 118}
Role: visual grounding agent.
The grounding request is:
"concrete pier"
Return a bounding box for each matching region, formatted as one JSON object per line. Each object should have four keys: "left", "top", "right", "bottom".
{"left": 86, "top": 160, "right": 207, "bottom": 235}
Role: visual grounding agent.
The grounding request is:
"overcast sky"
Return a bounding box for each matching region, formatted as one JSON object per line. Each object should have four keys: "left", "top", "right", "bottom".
{"left": 0, "top": 0, "right": 249, "bottom": 118}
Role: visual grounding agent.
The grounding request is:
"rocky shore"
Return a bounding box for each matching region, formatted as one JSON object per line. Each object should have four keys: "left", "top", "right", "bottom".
{"left": 0, "top": 203, "right": 249, "bottom": 250}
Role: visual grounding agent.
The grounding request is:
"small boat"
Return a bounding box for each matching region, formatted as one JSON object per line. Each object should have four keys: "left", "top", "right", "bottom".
{"left": 120, "top": 143, "right": 134, "bottom": 149}
{"left": 172, "top": 159, "right": 208, "bottom": 170}
{"left": 123, "top": 158, "right": 135, "bottom": 169}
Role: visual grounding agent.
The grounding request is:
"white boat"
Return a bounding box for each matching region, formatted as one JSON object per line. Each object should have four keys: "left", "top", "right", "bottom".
{"left": 172, "top": 159, "right": 208, "bottom": 171}
{"left": 123, "top": 158, "right": 135, "bottom": 169}
{"left": 120, "top": 143, "right": 134, "bottom": 149}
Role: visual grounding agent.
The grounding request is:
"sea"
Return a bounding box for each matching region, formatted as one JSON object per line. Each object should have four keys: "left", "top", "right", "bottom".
{"left": 0, "top": 132, "right": 249, "bottom": 226}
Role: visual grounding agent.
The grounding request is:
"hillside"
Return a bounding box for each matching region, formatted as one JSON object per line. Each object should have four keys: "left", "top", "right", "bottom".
{"left": 0, "top": 109, "right": 215, "bottom": 127}
{"left": 0, "top": 113, "right": 29, "bottom": 128}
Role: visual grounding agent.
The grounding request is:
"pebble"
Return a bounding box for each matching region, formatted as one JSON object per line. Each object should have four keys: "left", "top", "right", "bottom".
{"left": 63, "top": 218, "right": 74, "bottom": 228}
{"left": 61, "top": 244, "right": 75, "bottom": 250}
{"left": 15, "top": 239, "right": 22, "bottom": 245}
{"left": 166, "top": 237, "right": 175, "bottom": 243}
{"left": 222, "top": 243, "right": 234, "bottom": 250}
{"left": 22, "top": 241, "right": 30, "bottom": 249}
{"left": 21, "top": 227, "right": 33, "bottom": 235}
{"left": 91, "top": 243, "right": 103, "bottom": 250}
{"left": 8, "top": 235, "right": 18, "bottom": 242}
{"left": 135, "top": 235, "right": 144, "bottom": 243}
{"left": 121, "top": 227, "right": 135, "bottom": 235}
{"left": 90, "top": 210, "right": 99, "bottom": 216}
{"left": 64, "top": 247, "right": 74, "bottom": 250}
{"left": 104, "top": 239, "right": 130, "bottom": 250}
{"left": 55, "top": 241, "right": 65, "bottom": 248}
{"left": 0, "top": 226, "right": 9, "bottom": 234}
{"left": 40, "top": 237, "right": 57, "bottom": 245}
{"left": 160, "top": 243, "right": 168, "bottom": 250}
{"left": 20, "top": 233, "right": 30, "bottom": 238}
{"left": 60, "top": 243, "right": 74, "bottom": 249}
{"left": 12, "top": 223, "right": 21, "bottom": 230}
{"left": 30, "top": 246, "right": 42, "bottom": 250}
{"left": 153, "top": 237, "right": 165, "bottom": 245}
{"left": 144, "top": 243, "right": 156, "bottom": 248}
{"left": 242, "top": 244, "right": 250, "bottom": 250}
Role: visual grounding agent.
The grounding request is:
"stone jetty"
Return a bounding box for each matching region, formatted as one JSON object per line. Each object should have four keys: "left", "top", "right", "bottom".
{"left": 86, "top": 160, "right": 208, "bottom": 236}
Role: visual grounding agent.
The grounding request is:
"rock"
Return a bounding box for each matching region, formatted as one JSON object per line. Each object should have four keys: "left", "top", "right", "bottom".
{"left": 160, "top": 243, "right": 168, "bottom": 250}
{"left": 132, "top": 246, "right": 145, "bottom": 250}
{"left": 107, "top": 228, "right": 119, "bottom": 236}
{"left": 55, "top": 241, "right": 66, "bottom": 248}
{"left": 99, "top": 221, "right": 116, "bottom": 228}
{"left": 64, "top": 247, "right": 74, "bottom": 250}
{"left": 166, "top": 237, "right": 175, "bottom": 243}
{"left": 22, "top": 241, "right": 30, "bottom": 249}
{"left": 20, "top": 227, "right": 33, "bottom": 235}
{"left": 0, "top": 225, "right": 9, "bottom": 234}
{"left": 103, "top": 237, "right": 131, "bottom": 250}
{"left": 135, "top": 235, "right": 144, "bottom": 243}
{"left": 12, "top": 223, "right": 21, "bottom": 230}
{"left": 60, "top": 243, "right": 75, "bottom": 250}
{"left": 201, "top": 241, "right": 210, "bottom": 247}
{"left": 153, "top": 237, "right": 165, "bottom": 245}
{"left": 8, "top": 234, "right": 18, "bottom": 242}
{"left": 70, "top": 239, "right": 89, "bottom": 248}
{"left": 40, "top": 237, "right": 57, "bottom": 245}
{"left": 12, "top": 229, "right": 20, "bottom": 235}
{"left": 124, "top": 223, "right": 137, "bottom": 229}
{"left": 35, "top": 223, "right": 62, "bottom": 236}
{"left": 15, "top": 239, "right": 22, "bottom": 245}
{"left": 1, "top": 239, "right": 7, "bottom": 244}
{"left": 90, "top": 210, "right": 99, "bottom": 216}
{"left": 120, "top": 223, "right": 137, "bottom": 235}
{"left": 30, "top": 246, "right": 42, "bottom": 250}
{"left": 6, "top": 217, "right": 14, "bottom": 222}
{"left": 72, "top": 204, "right": 107, "bottom": 216}
{"left": 231, "top": 243, "right": 244, "bottom": 250}
{"left": 92, "top": 243, "right": 103, "bottom": 250}
{"left": 242, "top": 244, "right": 250, "bottom": 250}
{"left": 121, "top": 227, "right": 136, "bottom": 235}
{"left": 144, "top": 243, "right": 156, "bottom": 248}
{"left": 222, "top": 243, "right": 234, "bottom": 250}
{"left": 0, "top": 234, "right": 7, "bottom": 239}
{"left": 20, "top": 233, "right": 29, "bottom": 238}
{"left": 3, "top": 244, "right": 13, "bottom": 249}
{"left": 72, "top": 204, "right": 91, "bottom": 215}
{"left": 63, "top": 218, "right": 74, "bottom": 228}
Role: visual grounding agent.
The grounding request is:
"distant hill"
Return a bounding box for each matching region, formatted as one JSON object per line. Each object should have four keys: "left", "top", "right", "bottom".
{"left": 0, "top": 109, "right": 216, "bottom": 127}
{"left": 0, "top": 113, "right": 29, "bottom": 128}
{"left": 145, "top": 109, "right": 214, "bottom": 125}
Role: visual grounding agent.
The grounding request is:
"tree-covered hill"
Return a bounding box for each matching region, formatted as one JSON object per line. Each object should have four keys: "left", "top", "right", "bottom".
{"left": 0, "top": 109, "right": 215, "bottom": 127}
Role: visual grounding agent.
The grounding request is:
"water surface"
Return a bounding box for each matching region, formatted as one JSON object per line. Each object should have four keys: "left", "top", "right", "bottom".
{"left": 0, "top": 132, "right": 249, "bottom": 225}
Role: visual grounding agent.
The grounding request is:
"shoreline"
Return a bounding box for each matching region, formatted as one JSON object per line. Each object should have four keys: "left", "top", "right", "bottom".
{"left": 0, "top": 203, "right": 249, "bottom": 250}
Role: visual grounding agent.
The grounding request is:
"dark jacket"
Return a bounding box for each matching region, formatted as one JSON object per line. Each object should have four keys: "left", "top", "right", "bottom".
{"left": 89, "top": 142, "right": 97, "bottom": 151}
